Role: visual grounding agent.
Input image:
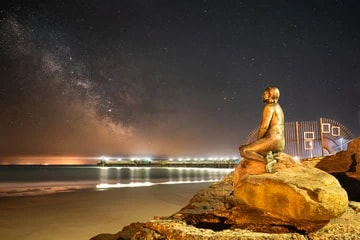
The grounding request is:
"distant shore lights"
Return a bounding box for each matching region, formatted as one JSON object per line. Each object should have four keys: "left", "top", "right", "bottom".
{"left": 98, "top": 155, "right": 240, "bottom": 164}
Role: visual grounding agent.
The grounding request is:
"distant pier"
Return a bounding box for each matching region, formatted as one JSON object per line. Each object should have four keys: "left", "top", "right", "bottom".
{"left": 96, "top": 157, "right": 239, "bottom": 168}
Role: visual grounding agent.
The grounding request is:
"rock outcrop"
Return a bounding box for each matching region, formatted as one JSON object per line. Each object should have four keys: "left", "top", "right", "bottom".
{"left": 233, "top": 166, "right": 348, "bottom": 221}
{"left": 315, "top": 137, "right": 360, "bottom": 176}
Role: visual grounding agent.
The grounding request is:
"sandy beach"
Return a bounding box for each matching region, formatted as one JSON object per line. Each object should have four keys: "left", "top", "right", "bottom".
{"left": 0, "top": 182, "right": 211, "bottom": 240}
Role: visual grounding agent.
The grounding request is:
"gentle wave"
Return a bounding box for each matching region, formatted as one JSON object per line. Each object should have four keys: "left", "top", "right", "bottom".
{"left": 0, "top": 178, "right": 227, "bottom": 197}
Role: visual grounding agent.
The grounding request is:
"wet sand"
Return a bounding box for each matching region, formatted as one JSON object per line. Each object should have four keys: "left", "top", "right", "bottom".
{"left": 0, "top": 182, "right": 211, "bottom": 240}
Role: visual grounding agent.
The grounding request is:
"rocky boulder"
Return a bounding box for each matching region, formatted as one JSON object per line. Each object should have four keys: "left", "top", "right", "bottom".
{"left": 315, "top": 137, "right": 360, "bottom": 175}
{"left": 233, "top": 166, "right": 348, "bottom": 221}
{"left": 173, "top": 169, "right": 344, "bottom": 234}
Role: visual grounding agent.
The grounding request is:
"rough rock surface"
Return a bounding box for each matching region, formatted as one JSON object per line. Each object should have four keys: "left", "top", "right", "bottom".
{"left": 233, "top": 152, "right": 298, "bottom": 187}
{"left": 315, "top": 137, "right": 360, "bottom": 175}
{"left": 233, "top": 166, "right": 348, "bottom": 221}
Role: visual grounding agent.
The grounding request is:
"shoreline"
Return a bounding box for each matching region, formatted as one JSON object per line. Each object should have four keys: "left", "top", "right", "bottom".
{"left": 0, "top": 182, "right": 211, "bottom": 240}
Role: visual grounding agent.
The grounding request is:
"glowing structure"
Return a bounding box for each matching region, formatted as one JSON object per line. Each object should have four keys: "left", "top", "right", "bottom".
{"left": 97, "top": 155, "right": 240, "bottom": 167}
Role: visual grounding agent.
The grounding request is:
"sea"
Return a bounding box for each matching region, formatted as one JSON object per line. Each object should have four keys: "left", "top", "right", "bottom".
{"left": 0, "top": 165, "right": 233, "bottom": 197}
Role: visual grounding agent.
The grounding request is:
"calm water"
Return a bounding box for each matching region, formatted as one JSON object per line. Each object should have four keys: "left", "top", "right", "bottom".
{"left": 0, "top": 165, "right": 233, "bottom": 197}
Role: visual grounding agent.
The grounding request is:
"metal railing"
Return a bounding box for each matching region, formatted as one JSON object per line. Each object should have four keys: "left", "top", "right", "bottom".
{"left": 245, "top": 117, "right": 354, "bottom": 159}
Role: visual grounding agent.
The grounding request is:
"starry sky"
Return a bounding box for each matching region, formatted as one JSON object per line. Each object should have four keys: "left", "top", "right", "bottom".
{"left": 0, "top": 0, "right": 359, "bottom": 159}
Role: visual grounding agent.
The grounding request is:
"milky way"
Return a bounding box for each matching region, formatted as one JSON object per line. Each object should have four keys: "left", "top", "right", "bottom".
{"left": 0, "top": 5, "right": 229, "bottom": 156}
{"left": 0, "top": 12, "right": 166, "bottom": 155}
{"left": 0, "top": 1, "right": 359, "bottom": 158}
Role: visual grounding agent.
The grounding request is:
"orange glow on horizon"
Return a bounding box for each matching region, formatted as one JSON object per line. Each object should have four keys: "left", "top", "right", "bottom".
{"left": 0, "top": 156, "right": 98, "bottom": 165}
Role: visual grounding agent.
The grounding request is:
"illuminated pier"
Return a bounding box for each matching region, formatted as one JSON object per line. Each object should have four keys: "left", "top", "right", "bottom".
{"left": 96, "top": 156, "right": 239, "bottom": 168}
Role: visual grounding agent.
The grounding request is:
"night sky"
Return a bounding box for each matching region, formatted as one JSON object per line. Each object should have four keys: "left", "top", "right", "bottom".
{"left": 0, "top": 0, "right": 359, "bottom": 159}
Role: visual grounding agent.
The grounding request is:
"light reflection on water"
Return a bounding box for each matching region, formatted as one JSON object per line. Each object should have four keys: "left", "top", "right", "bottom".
{"left": 97, "top": 167, "right": 232, "bottom": 187}
{"left": 0, "top": 166, "right": 233, "bottom": 197}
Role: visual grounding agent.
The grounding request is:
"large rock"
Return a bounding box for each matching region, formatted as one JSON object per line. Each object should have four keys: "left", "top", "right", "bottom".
{"left": 233, "top": 166, "right": 348, "bottom": 221}
{"left": 176, "top": 171, "right": 338, "bottom": 233}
